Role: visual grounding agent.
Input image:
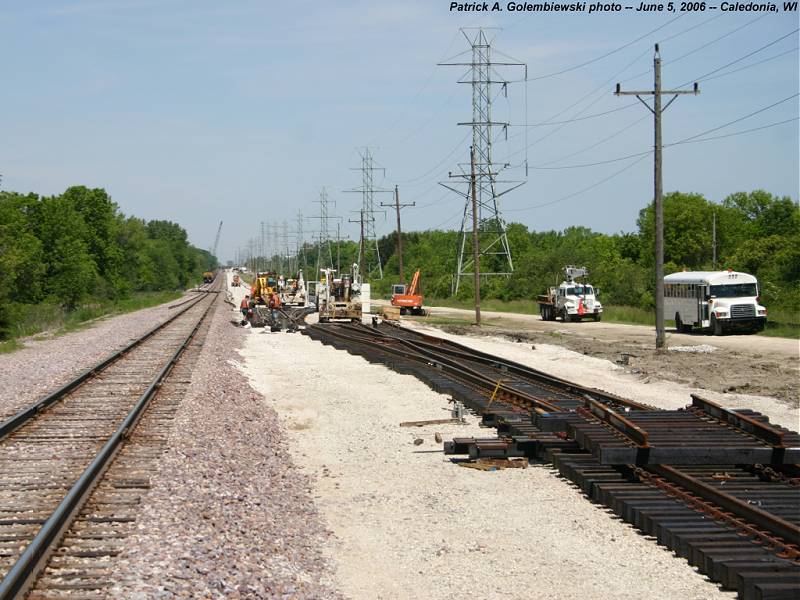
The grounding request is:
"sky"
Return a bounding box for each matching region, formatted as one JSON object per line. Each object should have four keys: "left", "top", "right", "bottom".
{"left": 1, "top": 1, "right": 798, "bottom": 262}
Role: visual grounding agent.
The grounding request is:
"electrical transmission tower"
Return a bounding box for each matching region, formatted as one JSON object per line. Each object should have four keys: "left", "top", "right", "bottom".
{"left": 346, "top": 148, "right": 390, "bottom": 279}
{"left": 296, "top": 209, "right": 307, "bottom": 275}
{"left": 440, "top": 28, "right": 526, "bottom": 295}
{"left": 308, "top": 187, "right": 340, "bottom": 276}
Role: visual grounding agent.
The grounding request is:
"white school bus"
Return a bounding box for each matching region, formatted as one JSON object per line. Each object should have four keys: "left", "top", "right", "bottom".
{"left": 664, "top": 270, "right": 767, "bottom": 335}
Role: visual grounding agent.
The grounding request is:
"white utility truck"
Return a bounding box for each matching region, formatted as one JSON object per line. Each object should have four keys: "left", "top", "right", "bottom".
{"left": 664, "top": 270, "right": 766, "bottom": 335}
{"left": 538, "top": 266, "right": 603, "bottom": 322}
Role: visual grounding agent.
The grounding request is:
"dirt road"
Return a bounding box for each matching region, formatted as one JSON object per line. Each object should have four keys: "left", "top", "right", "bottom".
{"left": 375, "top": 301, "right": 799, "bottom": 404}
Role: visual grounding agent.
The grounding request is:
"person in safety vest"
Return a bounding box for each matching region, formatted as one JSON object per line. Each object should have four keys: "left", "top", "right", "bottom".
{"left": 268, "top": 291, "right": 281, "bottom": 323}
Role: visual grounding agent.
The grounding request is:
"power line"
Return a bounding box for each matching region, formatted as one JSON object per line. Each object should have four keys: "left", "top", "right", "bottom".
{"left": 368, "top": 30, "right": 462, "bottom": 146}
{"left": 667, "top": 116, "right": 799, "bottom": 146}
{"left": 524, "top": 93, "right": 798, "bottom": 170}
{"left": 673, "top": 92, "right": 798, "bottom": 143}
{"left": 700, "top": 46, "right": 798, "bottom": 83}
{"left": 683, "top": 28, "right": 799, "bottom": 86}
{"left": 524, "top": 14, "right": 685, "bottom": 81}
{"left": 508, "top": 103, "right": 639, "bottom": 127}
{"left": 504, "top": 100, "right": 798, "bottom": 214}
{"left": 534, "top": 114, "right": 650, "bottom": 167}
{"left": 507, "top": 154, "right": 650, "bottom": 213}
{"left": 396, "top": 131, "right": 470, "bottom": 185}
{"left": 665, "top": 14, "right": 766, "bottom": 66}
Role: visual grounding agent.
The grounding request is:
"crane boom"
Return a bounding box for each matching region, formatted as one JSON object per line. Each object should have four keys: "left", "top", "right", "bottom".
{"left": 408, "top": 269, "right": 421, "bottom": 295}
{"left": 210, "top": 220, "right": 223, "bottom": 264}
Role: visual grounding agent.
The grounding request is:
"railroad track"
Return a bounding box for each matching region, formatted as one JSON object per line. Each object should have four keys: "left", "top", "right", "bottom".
{"left": 0, "top": 281, "right": 220, "bottom": 599}
{"left": 305, "top": 321, "right": 800, "bottom": 599}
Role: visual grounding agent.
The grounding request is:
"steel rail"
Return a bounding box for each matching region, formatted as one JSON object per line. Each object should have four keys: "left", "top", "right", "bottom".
{"left": 0, "top": 289, "right": 217, "bottom": 599}
{"left": 0, "top": 292, "right": 212, "bottom": 442}
{"left": 641, "top": 465, "right": 800, "bottom": 560}
{"left": 0, "top": 291, "right": 211, "bottom": 438}
{"left": 343, "top": 322, "right": 651, "bottom": 411}
{"left": 308, "top": 324, "right": 563, "bottom": 413}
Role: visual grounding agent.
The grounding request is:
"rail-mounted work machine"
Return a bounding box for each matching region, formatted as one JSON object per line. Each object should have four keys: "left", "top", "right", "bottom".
{"left": 317, "top": 264, "right": 368, "bottom": 323}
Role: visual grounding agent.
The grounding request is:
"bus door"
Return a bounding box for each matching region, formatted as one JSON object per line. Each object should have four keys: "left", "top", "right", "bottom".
{"left": 697, "top": 285, "right": 709, "bottom": 326}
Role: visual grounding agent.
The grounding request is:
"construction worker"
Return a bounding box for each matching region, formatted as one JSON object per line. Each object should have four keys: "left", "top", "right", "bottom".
{"left": 240, "top": 295, "right": 250, "bottom": 325}
{"left": 268, "top": 291, "right": 281, "bottom": 324}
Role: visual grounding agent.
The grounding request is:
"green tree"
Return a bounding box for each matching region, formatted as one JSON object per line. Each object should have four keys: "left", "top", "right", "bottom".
{"left": 38, "top": 195, "right": 96, "bottom": 308}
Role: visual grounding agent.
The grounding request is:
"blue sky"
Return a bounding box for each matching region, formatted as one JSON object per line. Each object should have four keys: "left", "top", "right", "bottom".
{"left": 2, "top": 1, "right": 797, "bottom": 261}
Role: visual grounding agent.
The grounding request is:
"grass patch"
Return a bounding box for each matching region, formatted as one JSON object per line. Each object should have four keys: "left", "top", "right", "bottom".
{"left": 3, "top": 290, "right": 183, "bottom": 347}
{"left": 0, "top": 339, "right": 23, "bottom": 354}
{"left": 602, "top": 305, "right": 655, "bottom": 326}
{"left": 760, "top": 308, "right": 800, "bottom": 338}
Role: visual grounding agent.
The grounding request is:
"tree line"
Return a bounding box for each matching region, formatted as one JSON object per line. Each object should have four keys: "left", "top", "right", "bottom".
{"left": 0, "top": 186, "right": 216, "bottom": 338}
{"left": 296, "top": 190, "right": 798, "bottom": 314}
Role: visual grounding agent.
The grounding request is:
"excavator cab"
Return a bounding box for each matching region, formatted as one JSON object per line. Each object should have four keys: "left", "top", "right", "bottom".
{"left": 390, "top": 269, "right": 426, "bottom": 316}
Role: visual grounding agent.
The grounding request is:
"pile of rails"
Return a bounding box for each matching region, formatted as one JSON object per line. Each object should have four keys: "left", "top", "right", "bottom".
{"left": 304, "top": 321, "right": 800, "bottom": 600}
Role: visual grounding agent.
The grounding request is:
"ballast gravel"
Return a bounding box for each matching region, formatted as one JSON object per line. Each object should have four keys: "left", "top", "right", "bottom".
{"left": 109, "top": 291, "right": 341, "bottom": 599}
{"left": 0, "top": 293, "right": 198, "bottom": 421}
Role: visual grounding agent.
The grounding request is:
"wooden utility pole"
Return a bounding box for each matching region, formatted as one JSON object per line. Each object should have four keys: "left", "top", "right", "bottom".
{"left": 470, "top": 146, "right": 481, "bottom": 326}
{"left": 381, "top": 185, "right": 415, "bottom": 285}
{"left": 615, "top": 44, "right": 699, "bottom": 349}
{"left": 712, "top": 208, "right": 717, "bottom": 270}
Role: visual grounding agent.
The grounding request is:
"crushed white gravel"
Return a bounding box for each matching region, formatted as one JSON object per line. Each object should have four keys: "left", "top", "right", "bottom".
{"left": 239, "top": 319, "right": 747, "bottom": 600}
{"left": 110, "top": 276, "right": 340, "bottom": 599}
{"left": 668, "top": 344, "right": 718, "bottom": 353}
{"left": 0, "top": 292, "right": 199, "bottom": 421}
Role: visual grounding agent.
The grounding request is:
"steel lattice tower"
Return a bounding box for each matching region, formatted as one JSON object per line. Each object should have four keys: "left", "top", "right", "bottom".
{"left": 312, "top": 187, "right": 336, "bottom": 275}
{"left": 347, "top": 148, "right": 390, "bottom": 279}
{"left": 440, "top": 28, "right": 526, "bottom": 295}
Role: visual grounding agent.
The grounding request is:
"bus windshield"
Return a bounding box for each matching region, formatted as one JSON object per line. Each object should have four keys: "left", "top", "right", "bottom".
{"left": 710, "top": 283, "right": 757, "bottom": 298}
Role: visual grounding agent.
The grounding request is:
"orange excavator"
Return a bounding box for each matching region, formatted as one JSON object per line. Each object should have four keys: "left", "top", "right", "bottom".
{"left": 391, "top": 269, "right": 426, "bottom": 316}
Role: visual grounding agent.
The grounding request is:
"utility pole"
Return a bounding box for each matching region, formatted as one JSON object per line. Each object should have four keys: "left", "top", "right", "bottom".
{"left": 615, "top": 43, "right": 699, "bottom": 350}
{"left": 712, "top": 208, "right": 717, "bottom": 270}
{"left": 296, "top": 209, "right": 307, "bottom": 275}
{"left": 260, "top": 221, "right": 266, "bottom": 273}
{"left": 470, "top": 146, "right": 481, "bottom": 326}
{"left": 336, "top": 222, "right": 342, "bottom": 273}
{"left": 349, "top": 210, "right": 366, "bottom": 281}
{"left": 381, "top": 185, "right": 415, "bottom": 284}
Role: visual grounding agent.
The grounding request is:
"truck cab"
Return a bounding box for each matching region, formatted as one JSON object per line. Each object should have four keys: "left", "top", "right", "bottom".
{"left": 554, "top": 282, "right": 603, "bottom": 322}
{"left": 538, "top": 266, "right": 603, "bottom": 322}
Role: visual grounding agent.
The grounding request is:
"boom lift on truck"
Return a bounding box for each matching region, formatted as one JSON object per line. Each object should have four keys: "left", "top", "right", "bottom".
{"left": 391, "top": 269, "right": 426, "bottom": 315}
{"left": 538, "top": 266, "right": 603, "bottom": 322}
